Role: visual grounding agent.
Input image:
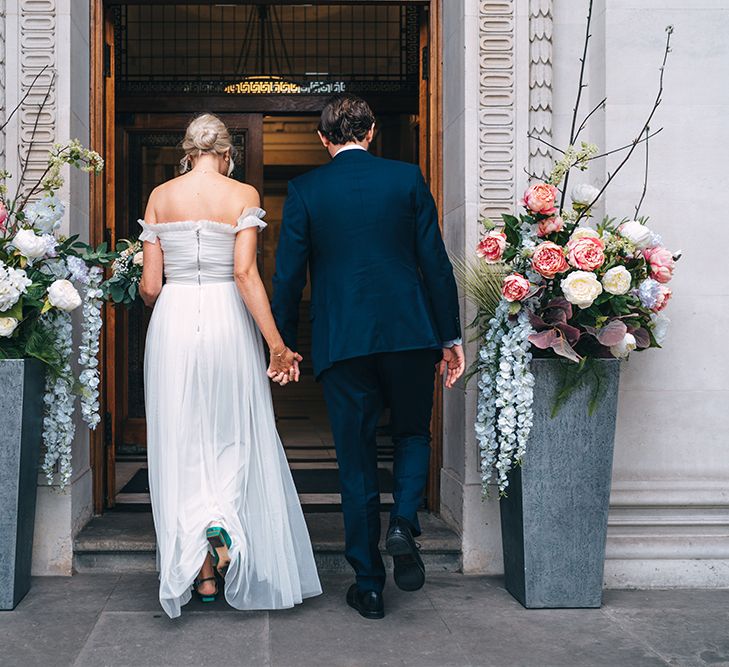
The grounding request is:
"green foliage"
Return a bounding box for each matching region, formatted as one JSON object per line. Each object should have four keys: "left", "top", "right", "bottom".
{"left": 551, "top": 357, "right": 607, "bottom": 418}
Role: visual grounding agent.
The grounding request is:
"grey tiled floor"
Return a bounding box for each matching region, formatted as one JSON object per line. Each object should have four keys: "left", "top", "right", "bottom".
{"left": 1, "top": 573, "right": 728, "bottom": 667}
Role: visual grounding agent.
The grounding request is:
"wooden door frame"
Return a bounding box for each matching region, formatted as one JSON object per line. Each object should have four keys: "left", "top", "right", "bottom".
{"left": 89, "top": 0, "right": 444, "bottom": 514}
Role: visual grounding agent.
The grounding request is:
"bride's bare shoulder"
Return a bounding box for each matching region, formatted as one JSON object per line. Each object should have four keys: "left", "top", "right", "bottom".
{"left": 233, "top": 181, "right": 261, "bottom": 209}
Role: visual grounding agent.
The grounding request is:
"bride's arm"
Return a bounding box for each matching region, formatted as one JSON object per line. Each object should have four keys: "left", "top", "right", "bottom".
{"left": 139, "top": 195, "right": 164, "bottom": 308}
{"left": 233, "top": 228, "right": 301, "bottom": 384}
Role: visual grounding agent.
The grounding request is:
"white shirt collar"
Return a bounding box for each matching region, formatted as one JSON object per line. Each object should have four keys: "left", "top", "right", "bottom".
{"left": 333, "top": 144, "right": 368, "bottom": 156}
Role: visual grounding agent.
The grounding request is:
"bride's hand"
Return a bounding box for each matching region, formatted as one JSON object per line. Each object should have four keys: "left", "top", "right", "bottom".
{"left": 267, "top": 346, "right": 302, "bottom": 385}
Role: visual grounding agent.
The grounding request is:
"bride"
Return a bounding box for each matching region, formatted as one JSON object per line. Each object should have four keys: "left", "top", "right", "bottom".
{"left": 138, "top": 113, "right": 321, "bottom": 618}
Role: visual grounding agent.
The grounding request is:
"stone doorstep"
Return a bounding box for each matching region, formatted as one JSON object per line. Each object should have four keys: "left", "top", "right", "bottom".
{"left": 73, "top": 511, "right": 463, "bottom": 574}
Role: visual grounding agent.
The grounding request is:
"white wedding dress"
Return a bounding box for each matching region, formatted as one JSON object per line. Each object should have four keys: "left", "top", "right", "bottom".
{"left": 139, "top": 210, "right": 321, "bottom": 619}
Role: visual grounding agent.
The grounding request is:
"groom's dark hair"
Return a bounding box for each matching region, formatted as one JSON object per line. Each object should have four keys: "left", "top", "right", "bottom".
{"left": 318, "top": 94, "right": 376, "bottom": 145}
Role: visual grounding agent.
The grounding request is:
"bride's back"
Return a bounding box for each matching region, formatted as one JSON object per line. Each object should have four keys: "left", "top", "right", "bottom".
{"left": 149, "top": 170, "right": 258, "bottom": 226}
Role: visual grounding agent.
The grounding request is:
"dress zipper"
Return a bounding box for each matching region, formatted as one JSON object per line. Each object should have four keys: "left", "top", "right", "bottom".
{"left": 196, "top": 229, "right": 201, "bottom": 333}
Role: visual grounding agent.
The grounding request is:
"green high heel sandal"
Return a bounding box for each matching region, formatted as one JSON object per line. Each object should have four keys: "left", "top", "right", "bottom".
{"left": 206, "top": 526, "right": 232, "bottom": 576}
{"left": 193, "top": 576, "right": 218, "bottom": 603}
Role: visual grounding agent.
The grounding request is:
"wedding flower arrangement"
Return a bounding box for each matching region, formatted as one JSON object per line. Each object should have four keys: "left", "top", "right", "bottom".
{"left": 103, "top": 238, "right": 144, "bottom": 307}
{"left": 460, "top": 20, "right": 678, "bottom": 496}
{"left": 0, "top": 108, "right": 114, "bottom": 486}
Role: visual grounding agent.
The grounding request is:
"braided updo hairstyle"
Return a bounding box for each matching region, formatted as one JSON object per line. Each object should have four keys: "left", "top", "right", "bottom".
{"left": 180, "top": 113, "right": 236, "bottom": 173}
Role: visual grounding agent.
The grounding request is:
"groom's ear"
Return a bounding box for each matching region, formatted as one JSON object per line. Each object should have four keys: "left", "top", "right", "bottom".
{"left": 365, "top": 123, "right": 375, "bottom": 143}
{"left": 317, "top": 131, "right": 330, "bottom": 150}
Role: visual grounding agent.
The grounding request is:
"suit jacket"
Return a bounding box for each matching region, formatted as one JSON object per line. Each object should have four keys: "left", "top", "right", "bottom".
{"left": 271, "top": 148, "right": 461, "bottom": 379}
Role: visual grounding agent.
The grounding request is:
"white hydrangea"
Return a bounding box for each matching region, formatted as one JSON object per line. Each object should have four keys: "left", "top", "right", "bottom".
{"left": 23, "top": 194, "right": 65, "bottom": 234}
{"left": 0, "top": 263, "right": 32, "bottom": 311}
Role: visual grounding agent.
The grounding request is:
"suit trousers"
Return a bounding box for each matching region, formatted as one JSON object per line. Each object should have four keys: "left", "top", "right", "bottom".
{"left": 319, "top": 348, "right": 442, "bottom": 593}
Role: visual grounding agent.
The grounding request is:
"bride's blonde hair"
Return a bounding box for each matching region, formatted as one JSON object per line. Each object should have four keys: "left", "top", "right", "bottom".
{"left": 180, "top": 113, "right": 235, "bottom": 173}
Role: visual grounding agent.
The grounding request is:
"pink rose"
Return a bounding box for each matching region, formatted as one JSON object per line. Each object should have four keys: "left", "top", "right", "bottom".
{"left": 652, "top": 284, "right": 672, "bottom": 312}
{"left": 567, "top": 236, "right": 605, "bottom": 271}
{"left": 476, "top": 230, "right": 507, "bottom": 264}
{"left": 0, "top": 202, "right": 7, "bottom": 231}
{"left": 537, "top": 216, "right": 564, "bottom": 238}
{"left": 643, "top": 246, "right": 674, "bottom": 284}
{"left": 531, "top": 241, "right": 569, "bottom": 279}
{"left": 521, "top": 183, "right": 558, "bottom": 216}
{"left": 502, "top": 273, "right": 531, "bottom": 302}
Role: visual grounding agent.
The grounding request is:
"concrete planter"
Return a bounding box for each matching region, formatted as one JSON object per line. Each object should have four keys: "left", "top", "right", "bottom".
{"left": 0, "top": 359, "right": 46, "bottom": 610}
{"left": 500, "top": 358, "right": 620, "bottom": 609}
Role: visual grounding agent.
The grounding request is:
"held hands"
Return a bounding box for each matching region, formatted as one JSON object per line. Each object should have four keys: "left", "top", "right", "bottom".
{"left": 267, "top": 345, "right": 303, "bottom": 386}
{"left": 439, "top": 344, "right": 465, "bottom": 389}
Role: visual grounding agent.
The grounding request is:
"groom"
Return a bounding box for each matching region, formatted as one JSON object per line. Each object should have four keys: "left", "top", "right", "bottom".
{"left": 272, "top": 94, "right": 464, "bottom": 620}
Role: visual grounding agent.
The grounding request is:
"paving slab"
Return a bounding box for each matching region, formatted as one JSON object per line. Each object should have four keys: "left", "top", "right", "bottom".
{"left": 12, "top": 573, "right": 120, "bottom": 614}
{"left": 74, "top": 610, "right": 269, "bottom": 667}
{"left": 0, "top": 611, "right": 99, "bottom": 667}
{"left": 602, "top": 605, "right": 729, "bottom": 667}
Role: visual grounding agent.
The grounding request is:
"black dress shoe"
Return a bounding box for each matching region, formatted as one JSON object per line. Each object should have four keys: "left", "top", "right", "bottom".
{"left": 386, "top": 517, "right": 425, "bottom": 592}
{"left": 346, "top": 584, "right": 385, "bottom": 620}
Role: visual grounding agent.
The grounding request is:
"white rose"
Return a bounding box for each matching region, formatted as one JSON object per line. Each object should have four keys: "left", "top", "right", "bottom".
{"left": 571, "top": 183, "right": 600, "bottom": 206}
{"left": 650, "top": 312, "right": 670, "bottom": 345}
{"left": 0, "top": 316, "right": 19, "bottom": 337}
{"left": 13, "top": 229, "right": 47, "bottom": 260}
{"left": 133, "top": 251, "right": 144, "bottom": 266}
{"left": 610, "top": 332, "right": 637, "bottom": 359}
{"left": 619, "top": 220, "right": 652, "bottom": 248}
{"left": 570, "top": 226, "right": 601, "bottom": 241}
{"left": 601, "top": 265, "right": 632, "bottom": 295}
{"left": 48, "top": 279, "right": 82, "bottom": 312}
{"left": 560, "top": 270, "right": 603, "bottom": 309}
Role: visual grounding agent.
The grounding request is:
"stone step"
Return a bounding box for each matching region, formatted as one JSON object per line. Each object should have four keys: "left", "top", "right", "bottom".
{"left": 73, "top": 511, "right": 462, "bottom": 575}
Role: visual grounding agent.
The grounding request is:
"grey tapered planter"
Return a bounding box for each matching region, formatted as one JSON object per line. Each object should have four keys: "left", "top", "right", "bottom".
{"left": 0, "top": 359, "right": 46, "bottom": 610}
{"left": 500, "top": 358, "right": 620, "bottom": 609}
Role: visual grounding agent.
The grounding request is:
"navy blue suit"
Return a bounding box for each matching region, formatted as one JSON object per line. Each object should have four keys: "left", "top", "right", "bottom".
{"left": 272, "top": 148, "right": 460, "bottom": 592}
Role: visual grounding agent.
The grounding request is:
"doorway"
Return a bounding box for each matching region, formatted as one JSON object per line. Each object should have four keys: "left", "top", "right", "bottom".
{"left": 90, "top": 0, "right": 443, "bottom": 515}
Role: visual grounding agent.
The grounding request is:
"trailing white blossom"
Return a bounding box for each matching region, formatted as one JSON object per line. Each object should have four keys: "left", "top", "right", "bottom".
{"left": 41, "top": 311, "right": 76, "bottom": 487}
{"left": 475, "top": 300, "right": 535, "bottom": 496}
{"left": 78, "top": 266, "right": 103, "bottom": 429}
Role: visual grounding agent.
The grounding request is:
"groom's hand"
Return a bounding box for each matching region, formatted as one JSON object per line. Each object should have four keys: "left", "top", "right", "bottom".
{"left": 267, "top": 348, "right": 303, "bottom": 386}
{"left": 439, "top": 344, "right": 465, "bottom": 389}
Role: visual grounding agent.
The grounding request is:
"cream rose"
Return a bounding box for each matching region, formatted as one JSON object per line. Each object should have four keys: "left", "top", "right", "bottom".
{"left": 571, "top": 183, "right": 600, "bottom": 206}
{"left": 601, "top": 265, "right": 632, "bottom": 295}
{"left": 610, "top": 332, "right": 637, "bottom": 359}
{"left": 650, "top": 312, "right": 670, "bottom": 345}
{"left": 13, "top": 229, "right": 47, "bottom": 261}
{"left": 0, "top": 316, "right": 19, "bottom": 337}
{"left": 48, "top": 279, "right": 82, "bottom": 312}
{"left": 560, "top": 270, "right": 603, "bottom": 309}
{"left": 133, "top": 251, "right": 144, "bottom": 266}
{"left": 570, "top": 226, "right": 601, "bottom": 241}
{"left": 619, "top": 220, "right": 652, "bottom": 248}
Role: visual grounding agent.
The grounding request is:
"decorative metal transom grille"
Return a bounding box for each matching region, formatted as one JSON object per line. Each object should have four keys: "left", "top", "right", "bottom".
{"left": 113, "top": 3, "right": 420, "bottom": 95}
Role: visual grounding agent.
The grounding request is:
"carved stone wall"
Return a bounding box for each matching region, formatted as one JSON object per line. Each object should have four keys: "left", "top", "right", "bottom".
{"left": 528, "top": 0, "right": 552, "bottom": 179}
{"left": 17, "top": 0, "right": 57, "bottom": 197}
{"left": 478, "top": 0, "right": 517, "bottom": 222}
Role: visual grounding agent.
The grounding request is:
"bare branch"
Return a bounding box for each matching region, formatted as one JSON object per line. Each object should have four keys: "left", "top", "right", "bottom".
{"left": 0, "top": 66, "right": 50, "bottom": 133}
{"left": 12, "top": 71, "right": 57, "bottom": 214}
{"left": 573, "top": 97, "right": 607, "bottom": 141}
{"left": 588, "top": 128, "right": 664, "bottom": 160}
{"left": 634, "top": 126, "right": 650, "bottom": 218}
{"left": 527, "top": 133, "right": 566, "bottom": 155}
{"left": 575, "top": 26, "right": 674, "bottom": 226}
{"left": 560, "top": 0, "right": 595, "bottom": 212}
